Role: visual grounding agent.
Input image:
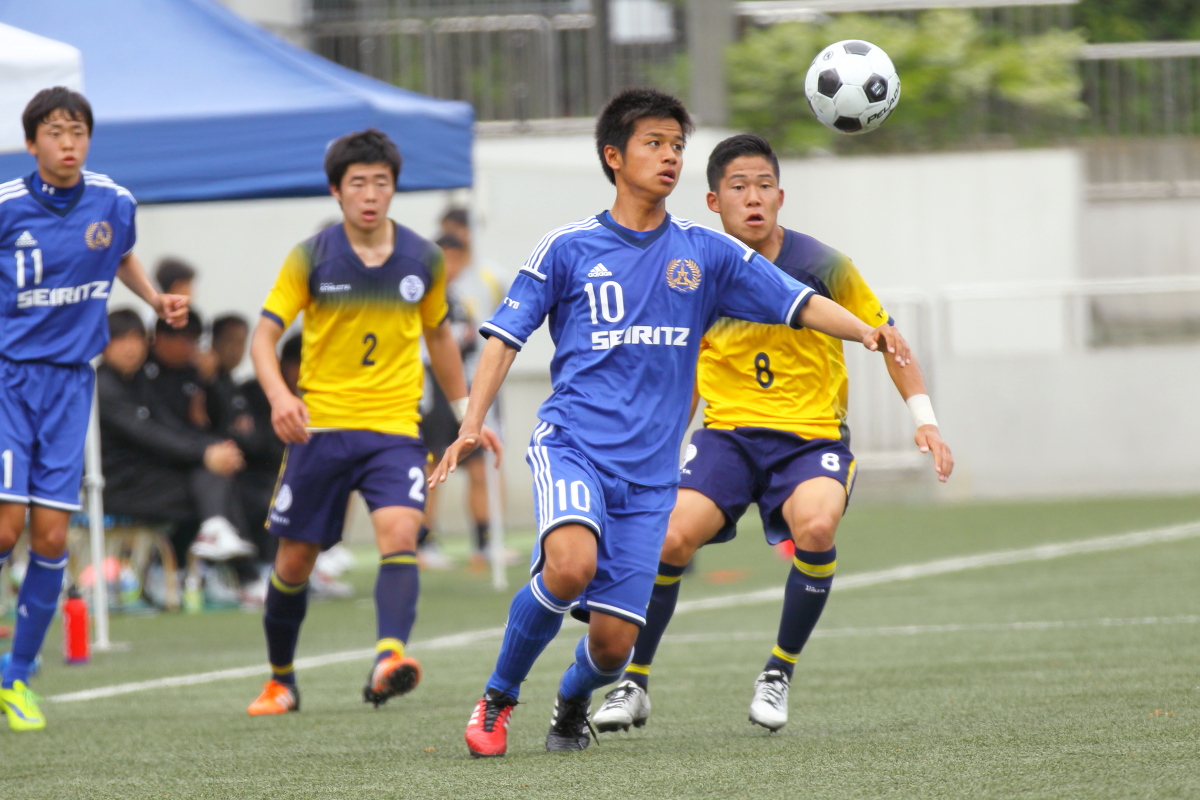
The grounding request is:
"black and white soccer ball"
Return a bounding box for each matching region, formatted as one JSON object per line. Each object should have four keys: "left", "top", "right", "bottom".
{"left": 804, "top": 40, "right": 900, "bottom": 135}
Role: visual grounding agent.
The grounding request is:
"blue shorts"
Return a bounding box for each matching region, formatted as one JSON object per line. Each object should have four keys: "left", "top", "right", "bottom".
{"left": 267, "top": 430, "right": 428, "bottom": 550}
{"left": 679, "top": 427, "right": 856, "bottom": 546}
{"left": 527, "top": 422, "right": 675, "bottom": 627}
{"left": 0, "top": 357, "right": 93, "bottom": 511}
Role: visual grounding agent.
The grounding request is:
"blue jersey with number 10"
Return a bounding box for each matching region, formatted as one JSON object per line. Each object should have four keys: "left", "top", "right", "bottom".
{"left": 482, "top": 213, "right": 816, "bottom": 486}
{"left": 0, "top": 171, "right": 137, "bottom": 365}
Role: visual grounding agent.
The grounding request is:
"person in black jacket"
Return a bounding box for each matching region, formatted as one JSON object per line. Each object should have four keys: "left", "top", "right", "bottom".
{"left": 207, "top": 314, "right": 252, "bottom": 440}
{"left": 97, "top": 310, "right": 254, "bottom": 563}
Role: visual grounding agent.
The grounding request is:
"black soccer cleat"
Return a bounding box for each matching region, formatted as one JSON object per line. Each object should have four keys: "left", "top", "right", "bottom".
{"left": 545, "top": 692, "right": 594, "bottom": 751}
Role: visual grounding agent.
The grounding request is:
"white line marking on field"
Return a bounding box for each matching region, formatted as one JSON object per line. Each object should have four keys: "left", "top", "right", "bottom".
{"left": 47, "top": 520, "right": 1200, "bottom": 704}
{"left": 662, "top": 614, "right": 1200, "bottom": 645}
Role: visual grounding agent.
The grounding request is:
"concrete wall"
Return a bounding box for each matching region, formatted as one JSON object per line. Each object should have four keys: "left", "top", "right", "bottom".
{"left": 108, "top": 139, "right": 1195, "bottom": 538}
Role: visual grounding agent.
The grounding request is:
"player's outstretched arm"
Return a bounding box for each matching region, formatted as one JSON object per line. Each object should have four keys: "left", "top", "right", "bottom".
{"left": 250, "top": 315, "right": 310, "bottom": 444}
{"left": 428, "top": 336, "right": 516, "bottom": 488}
{"left": 424, "top": 320, "right": 503, "bottom": 468}
{"left": 884, "top": 354, "right": 953, "bottom": 482}
{"left": 117, "top": 252, "right": 188, "bottom": 328}
{"left": 799, "top": 295, "right": 911, "bottom": 366}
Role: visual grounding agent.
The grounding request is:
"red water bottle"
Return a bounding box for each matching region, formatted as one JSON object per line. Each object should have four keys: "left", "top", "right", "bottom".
{"left": 62, "top": 585, "right": 90, "bottom": 665}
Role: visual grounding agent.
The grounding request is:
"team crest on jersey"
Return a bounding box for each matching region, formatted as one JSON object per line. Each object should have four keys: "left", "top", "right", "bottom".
{"left": 274, "top": 484, "right": 293, "bottom": 513}
{"left": 665, "top": 259, "right": 701, "bottom": 292}
{"left": 399, "top": 275, "right": 425, "bottom": 302}
{"left": 85, "top": 221, "right": 114, "bottom": 250}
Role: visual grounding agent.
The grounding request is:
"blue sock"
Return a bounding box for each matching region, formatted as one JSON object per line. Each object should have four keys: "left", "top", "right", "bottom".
{"left": 263, "top": 571, "right": 308, "bottom": 686}
{"left": 485, "top": 573, "right": 570, "bottom": 700}
{"left": 3, "top": 551, "right": 67, "bottom": 688}
{"left": 765, "top": 546, "right": 836, "bottom": 678}
{"left": 623, "top": 561, "right": 686, "bottom": 690}
{"left": 375, "top": 551, "right": 419, "bottom": 663}
{"left": 559, "top": 634, "right": 630, "bottom": 700}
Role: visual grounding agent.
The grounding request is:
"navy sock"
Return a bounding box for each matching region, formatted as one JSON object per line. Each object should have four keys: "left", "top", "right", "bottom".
{"left": 485, "top": 573, "right": 570, "bottom": 700}
{"left": 473, "top": 522, "right": 489, "bottom": 553}
{"left": 765, "top": 546, "right": 836, "bottom": 678}
{"left": 3, "top": 551, "right": 66, "bottom": 688}
{"left": 263, "top": 570, "right": 308, "bottom": 685}
{"left": 623, "top": 561, "right": 687, "bottom": 690}
{"left": 375, "top": 551, "right": 419, "bottom": 663}
{"left": 416, "top": 525, "right": 430, "bottom": 546}
{"left": 559, "top": 634, "right": 629, "bottom": 700}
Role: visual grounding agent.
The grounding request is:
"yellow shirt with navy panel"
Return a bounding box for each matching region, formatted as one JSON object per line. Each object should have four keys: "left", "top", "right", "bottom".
{"left": 261, "top": 222, "right": 448, "bottom": 437}
{"left": 698, "top": 228, "right": 889, "bottom": 441}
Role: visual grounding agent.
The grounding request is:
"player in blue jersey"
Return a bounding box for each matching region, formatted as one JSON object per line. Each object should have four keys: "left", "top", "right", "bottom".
{"left": 0, "top": 88, "right": 188, "bottom": 730}
{"left": 429, "top": 89, "right": 912, "bottom": 757}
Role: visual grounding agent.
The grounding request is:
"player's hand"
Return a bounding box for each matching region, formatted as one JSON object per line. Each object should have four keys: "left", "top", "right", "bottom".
{"left": 478, "top": 424, "right": 504, "bottom": 468}
{"left": 156, "top": 293, "right": 190, "bottom": 329}
{"left": 863, "top": 323, "right": 910, "bottom": 366}
{"left": 269, "top": 391, "right": 310, "bottom": 444}
{"left": 204, "top": 440, "right": 245, "bottom": 477}
{"left": 915, "top": 425, "right": 953, "bottom": 482}
{"left": 428, "top": 424, "right": 501, "bottom": 487}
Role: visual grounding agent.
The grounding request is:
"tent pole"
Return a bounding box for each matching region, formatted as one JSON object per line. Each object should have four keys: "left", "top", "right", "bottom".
{"left": 83, "top": 378, "right": 112, "bottom": 651}
{"left": 485, "top": 459, "right": 507, "bottom": 591}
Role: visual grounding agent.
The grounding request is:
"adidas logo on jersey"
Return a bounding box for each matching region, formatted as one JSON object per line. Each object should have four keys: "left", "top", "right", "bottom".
{"left": 14, "top": 230, "right": 37, "bottom": 248}
{"left": 587, "top": 263, "right": 612, "bottom": 278}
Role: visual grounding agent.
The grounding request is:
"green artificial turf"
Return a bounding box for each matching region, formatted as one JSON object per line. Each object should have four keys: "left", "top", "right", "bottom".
{"left": 3, "top": 494, "right": 1199, "bottom": 799}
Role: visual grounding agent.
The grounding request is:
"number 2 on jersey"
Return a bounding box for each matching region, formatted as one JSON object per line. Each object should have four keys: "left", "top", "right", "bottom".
{"left": 362, "top": 333, "right": 377, "bottom": 366}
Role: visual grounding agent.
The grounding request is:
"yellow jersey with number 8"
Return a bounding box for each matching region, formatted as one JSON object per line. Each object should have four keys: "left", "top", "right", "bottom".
{"left": 260, "top": 222, "right": 447, "bottom": 437}
{"left": 697, "top": 229, "right": 888, "bottom": 441}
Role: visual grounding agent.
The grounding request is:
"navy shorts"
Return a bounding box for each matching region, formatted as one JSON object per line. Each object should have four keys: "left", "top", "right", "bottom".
{"left": 679, "top": 427, "right": 856, "bottom": 546}
{"left": 527, "top": 422, "right": 675, "bottom": 627}
{"left": 267, "top": 430, "right": 428, "bottom": 550}
{"left": 0, "top": 356, "right": 93, "bottom": 511}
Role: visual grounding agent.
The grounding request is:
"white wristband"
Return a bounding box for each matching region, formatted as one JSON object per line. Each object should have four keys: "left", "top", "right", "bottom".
{"left": 906, "top": 394, "right": 938, "bottom": 429}
{"left": 450, "top": 397, "right": 470, "bottom": 424}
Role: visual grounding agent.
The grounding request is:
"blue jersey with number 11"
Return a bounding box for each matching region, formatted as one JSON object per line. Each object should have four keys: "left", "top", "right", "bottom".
{"left": 0, "top": 171, "right": 137, "bottom": 365}
{"left": 482, "top": 212, "right": 816, "bottom": 486}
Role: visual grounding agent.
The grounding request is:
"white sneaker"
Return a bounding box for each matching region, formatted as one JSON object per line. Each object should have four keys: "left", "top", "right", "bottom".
{"left": 190, "top": 517, "right": 256, "bottom": 561}
{"left": 309, "top": 569, "right": 354, "bottom": 599}
{"left": 317, "top": 544, "right": 356, "bottom": 577}
{"left": 748, "top": 669, "right": 789, "bottom": 732}
{"left": 417, "top": 543, "right": 454, "bottom": 570}
{"left": 593, "top": 680, "right": 651, "bottom": 732}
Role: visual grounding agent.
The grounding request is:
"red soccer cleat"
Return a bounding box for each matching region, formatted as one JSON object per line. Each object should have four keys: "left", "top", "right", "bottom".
{"left": 465, "top": 690, "right": 518, "bottom": 758}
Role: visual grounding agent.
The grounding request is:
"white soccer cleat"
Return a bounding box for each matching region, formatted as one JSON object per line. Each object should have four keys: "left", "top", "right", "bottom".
{"left": 593, "top": 680, "right": 651, "bottom": 732}
{"left": 748, "top": 669, "right": 789, "bottom": 732}
{"left": 190, "top": 517, "right": 256, "bottom": 561}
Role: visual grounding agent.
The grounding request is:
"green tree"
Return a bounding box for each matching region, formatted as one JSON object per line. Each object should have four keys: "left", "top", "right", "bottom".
{"left": 727, "top": 11, "right": 1086, "bottom": 154}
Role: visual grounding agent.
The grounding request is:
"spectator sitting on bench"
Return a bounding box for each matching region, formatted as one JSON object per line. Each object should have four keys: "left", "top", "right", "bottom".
{"left": 97, "top": 309, "right": 256, "bottom": 565}
{"left": 145, "top": 315, "right": 209, "bottom": 432}
{"left": 207, "top": 313, "right": 253, "bottom": 442}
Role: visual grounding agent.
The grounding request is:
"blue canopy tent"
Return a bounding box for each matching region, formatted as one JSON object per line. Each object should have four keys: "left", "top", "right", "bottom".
{"left": 0, "top": 0, "right": 474, "bottom": 202}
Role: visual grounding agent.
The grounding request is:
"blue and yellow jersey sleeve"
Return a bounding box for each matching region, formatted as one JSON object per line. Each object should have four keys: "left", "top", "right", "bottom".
{"left": 698, "top": 239, "right": 887, "bottom": 441}
{"left": 261, "top": 245, "right": 312, "bottom": 329}
{"left": 419, "top": 249, "right": 449, "bottom": 329}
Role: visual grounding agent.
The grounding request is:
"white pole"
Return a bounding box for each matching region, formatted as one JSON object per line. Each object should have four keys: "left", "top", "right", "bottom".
{"left": 485, "top": 459, "right": 507, "bottom": 591}
{"left": 82, "top": 378, "right": 112, "bottom": 651}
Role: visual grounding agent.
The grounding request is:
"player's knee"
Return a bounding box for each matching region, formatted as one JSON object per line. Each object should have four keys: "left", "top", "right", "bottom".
{"left": 659, "top": 526, "right": 696, "bottom": 567}
{"left": 589, "top": 633, "right": 636, "bottom": 671}
{"left": 542, "top": 559, "right": 594, "bottom": 599}
{"left": 791, "top": 512, "right": 838, "bottom": 551}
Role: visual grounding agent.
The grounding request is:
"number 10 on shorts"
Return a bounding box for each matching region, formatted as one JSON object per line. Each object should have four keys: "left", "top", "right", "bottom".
{"left": 556, "top": 479, "right": 590, "bottom": 512}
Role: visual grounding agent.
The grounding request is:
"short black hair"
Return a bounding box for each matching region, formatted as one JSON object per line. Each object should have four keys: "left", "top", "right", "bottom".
{"left": 441, "top": 207, "right": 469, "bottom": 228}
{"left": 23, "top": 87, "right": 93, "bottom": 143}
{"left": 706, "top": 134, "right": 780, "bottom": 192}
{"left": 155, "top": 257, "right": 196, "bottom": 293}
{"left": 155, "top": 312, "right": 202, "bottom": 341}
{"left": 280, "top": 333, "right": 302, "bottom": 367}
{"left": 325, "top": 129, "right": 402, "bottom": 190}
{"left": 211, "top": 313, "right": 249, "bottom": 343}
{"left": 435, "top": 233, "right": 465, "bottom": 251}
{"left": 107, "top": 309, "right": 146, "bottom": 341}
{"left": 595, "top": 88, "right": 694, "bottom": 185}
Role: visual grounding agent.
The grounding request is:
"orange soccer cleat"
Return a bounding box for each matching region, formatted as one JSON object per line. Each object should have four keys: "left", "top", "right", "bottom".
{"left": 362, "top": 653, "right": 422, "bottom": 707}
{"left": 247, "top": 680, "right": 300, "bottom": 716}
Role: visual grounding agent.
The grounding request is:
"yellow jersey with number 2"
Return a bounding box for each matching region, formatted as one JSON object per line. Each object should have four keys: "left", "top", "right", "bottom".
{"left": 260, "top": 221, "right": 448, "bottom": 437}
{"left": 697, "top": 228, "right": 889, "bottom": 442}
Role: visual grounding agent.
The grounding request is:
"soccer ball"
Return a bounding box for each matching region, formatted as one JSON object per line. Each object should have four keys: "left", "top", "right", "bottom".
{"left": 804, "top": 40, "right": 900, "bottom": 135}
